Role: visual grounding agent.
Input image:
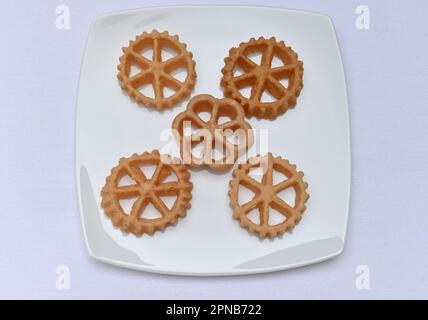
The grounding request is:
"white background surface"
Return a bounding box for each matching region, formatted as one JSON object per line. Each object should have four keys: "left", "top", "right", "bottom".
{"left": 0, "top": 0, "right": 427, "bottom": 299}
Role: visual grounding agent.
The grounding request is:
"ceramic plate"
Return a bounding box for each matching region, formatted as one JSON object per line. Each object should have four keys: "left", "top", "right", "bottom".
{"left": 76, "top": 5, "right": 350, "bottom": 275}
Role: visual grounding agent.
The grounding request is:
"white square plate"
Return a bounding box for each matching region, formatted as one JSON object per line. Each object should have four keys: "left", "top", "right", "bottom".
{"left": 76, "top": 5, "right": 350, "bottom": 275}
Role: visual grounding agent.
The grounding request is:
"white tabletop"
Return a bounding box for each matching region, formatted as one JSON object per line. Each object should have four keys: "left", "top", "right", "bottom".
{"left": 0, "top": 0, "right": 427, "bottom": 299}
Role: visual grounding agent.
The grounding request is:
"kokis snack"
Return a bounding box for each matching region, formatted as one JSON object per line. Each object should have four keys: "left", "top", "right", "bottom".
{"left": 118, "top": 30, "right": 197, "bottom": 109}
{"left": 101, "top": 150, "right": 192, "bottom": 236}
{"left": 221, "top": 37, "right": 303, "bottom": 120}
{"left": 229, "top": 153, "right": 309, "bottom": 238}
{"left": 172, "top": 94, "right": 254, "bottom": 172}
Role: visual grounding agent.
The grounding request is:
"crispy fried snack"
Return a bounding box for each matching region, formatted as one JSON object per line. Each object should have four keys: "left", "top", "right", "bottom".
{"left": 229, "top": 153, "right": 309, "bottom": 238}
{"left": 117, "top": 30, "right": 196, "bottom": 110}
{"left": 172, "top": 94, "right": 254, "bottom": 172}
{"left": 221, "top": 37, "right": 303, "bottom": 120}
{"left": 100, "top": 150, "right": 192, "bottom": 236}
